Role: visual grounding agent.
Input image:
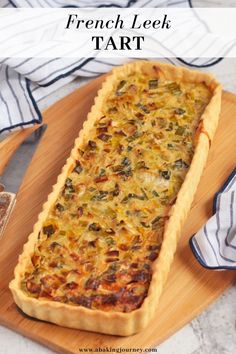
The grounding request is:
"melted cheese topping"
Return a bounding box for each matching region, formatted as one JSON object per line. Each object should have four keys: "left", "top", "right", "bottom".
{"left": 22, "top": 68, "right": 211, "bottom": 312}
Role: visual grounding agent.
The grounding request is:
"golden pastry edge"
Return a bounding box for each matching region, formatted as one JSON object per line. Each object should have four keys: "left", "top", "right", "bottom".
{"left": 9, "top": 60, "right": 222, "bottom": 336}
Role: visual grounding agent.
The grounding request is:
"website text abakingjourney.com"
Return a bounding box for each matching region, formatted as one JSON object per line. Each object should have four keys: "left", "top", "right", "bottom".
{"left": 77, "top": 347, "right": 158, "bottom": 353}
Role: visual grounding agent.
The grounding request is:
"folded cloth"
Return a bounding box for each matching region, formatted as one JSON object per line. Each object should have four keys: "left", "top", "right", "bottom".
{"left": 0, "top": 0, "right": 229, "bottom": 134}
{"left": 1, "top": 2, "right": 236, "bottom": 273}
{"left": 190, "top": 168, "right": 236, "bottom": 270}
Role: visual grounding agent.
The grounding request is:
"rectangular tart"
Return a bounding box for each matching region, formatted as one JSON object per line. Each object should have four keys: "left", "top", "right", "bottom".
{"left": 9, "top": 61, "right": 222, "bottom": 336}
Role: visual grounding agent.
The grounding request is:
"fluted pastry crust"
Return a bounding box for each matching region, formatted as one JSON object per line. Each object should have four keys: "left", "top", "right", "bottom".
{"left": 9, "top": 61, "right": 222, "bottom": 336}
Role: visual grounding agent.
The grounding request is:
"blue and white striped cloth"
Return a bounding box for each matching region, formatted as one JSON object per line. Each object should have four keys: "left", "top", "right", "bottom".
{"left": 0, "top": 0, "right": 236, "bottom": 270}
{"left": 190, "top": 169, "right": 236, "bottom": 270}
{"left": 0, "top": 0, "right": 230, "bottom": 134}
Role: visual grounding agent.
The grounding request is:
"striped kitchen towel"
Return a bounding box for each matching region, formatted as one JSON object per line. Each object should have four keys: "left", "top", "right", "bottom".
{"left": 0, "top": 0, "right": 234, "bottom": 134}
{"left": 190, "top": 168, "right": 236, "bottom": 270}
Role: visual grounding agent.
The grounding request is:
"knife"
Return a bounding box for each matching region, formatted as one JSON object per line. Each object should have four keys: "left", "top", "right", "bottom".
{"left": 0, "top": 125, "right": 47, "bottom": 238}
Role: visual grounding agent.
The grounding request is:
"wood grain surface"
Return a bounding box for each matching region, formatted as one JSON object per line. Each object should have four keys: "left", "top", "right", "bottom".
{"left": 0, "top": 126, "right": 40, "bottom": 175}
{"left": 0, "top": 75, "right": 235, "bottom": 354}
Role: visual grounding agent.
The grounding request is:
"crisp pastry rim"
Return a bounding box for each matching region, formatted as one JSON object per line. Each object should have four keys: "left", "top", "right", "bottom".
{"left": 9, "top": 60, "right": 222, "bottom": 336}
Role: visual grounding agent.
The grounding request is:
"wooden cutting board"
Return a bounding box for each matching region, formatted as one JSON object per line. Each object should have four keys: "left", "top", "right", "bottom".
{"left": 0, "top": 75, "right": 236, "bottom": 354}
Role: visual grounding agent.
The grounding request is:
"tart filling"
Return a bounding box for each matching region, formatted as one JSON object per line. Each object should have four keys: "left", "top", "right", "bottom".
{"left": 21, "top": 68, "right": 212, "bottom": 313}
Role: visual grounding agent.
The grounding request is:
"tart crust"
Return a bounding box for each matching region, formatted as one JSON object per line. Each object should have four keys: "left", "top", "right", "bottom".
{"left": 9, "top": 61, "right": 222, "bottom": 336}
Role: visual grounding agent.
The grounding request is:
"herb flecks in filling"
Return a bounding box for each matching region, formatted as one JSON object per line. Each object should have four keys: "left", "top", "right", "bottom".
{"left": 22, "top": 67, "right": 211, "bottom": 312}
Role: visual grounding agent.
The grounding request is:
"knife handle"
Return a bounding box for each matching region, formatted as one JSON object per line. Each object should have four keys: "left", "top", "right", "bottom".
{"left": 0, "top": 126, "right": 40, "bottom": 175}
{"left": 0, "top": 191, "right": 16, "bottom": 238}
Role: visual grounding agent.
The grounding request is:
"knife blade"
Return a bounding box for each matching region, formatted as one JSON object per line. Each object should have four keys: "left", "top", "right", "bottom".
{"left": 0, "top": 124, "right": 47, "bottom": 237}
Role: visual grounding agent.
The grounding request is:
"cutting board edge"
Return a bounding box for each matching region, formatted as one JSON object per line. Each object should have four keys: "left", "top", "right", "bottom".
{"left": 0, "top": 78, "right": 236, "bottom": 354}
